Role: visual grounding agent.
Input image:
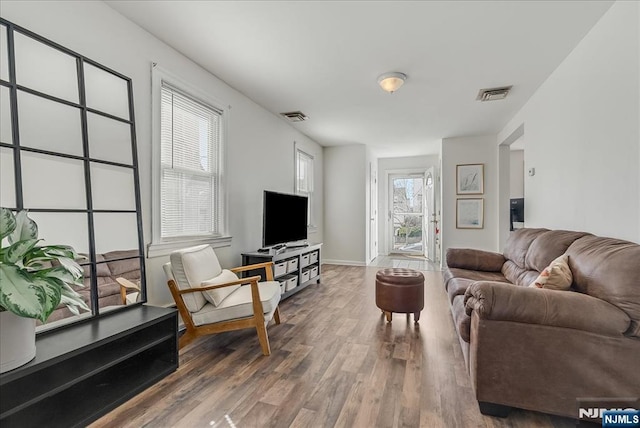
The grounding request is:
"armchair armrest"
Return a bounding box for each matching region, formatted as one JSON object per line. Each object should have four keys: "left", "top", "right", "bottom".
{"left": 230, "top": 261, "right": 275, "bottom": 281}
{"left": 446, "top": 248, "right": 505, "bottom": 272}
{"left": 464, "top": 281, "right": 630, "bottom": 336}
{"left": 116, "top": 277, "right": 140, "bottom": 305}
{"left": 178, "top": 275, "right": 262, "bottom": 294}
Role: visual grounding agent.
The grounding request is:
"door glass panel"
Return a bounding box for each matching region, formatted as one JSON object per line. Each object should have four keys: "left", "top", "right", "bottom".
{"left": 391, "top": 177, "right": 424, "bottom": 254}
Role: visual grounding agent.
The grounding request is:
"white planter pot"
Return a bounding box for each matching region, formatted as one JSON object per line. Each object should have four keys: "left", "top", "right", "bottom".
{"left": 0, "top": 311, "right": 36, "bottom": 373}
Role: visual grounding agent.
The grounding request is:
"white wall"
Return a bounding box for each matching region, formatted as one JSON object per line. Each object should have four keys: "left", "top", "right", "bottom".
{"left": 510, "top": 150, "right": 524, "bottom": 198}
{"left": 324, "top": 144, "right": 366, "bottom": 265}
{"left": 499, "top": 1, "right": 640, "bottom": 243}
{"left": 441, "top": 135, "right": 498, "bottom": 262}
{"left": 1, "top": 1, "right": 324, "bottom": 306}
{"left": 376, "top": 155, "right": 439, "bottom": 256}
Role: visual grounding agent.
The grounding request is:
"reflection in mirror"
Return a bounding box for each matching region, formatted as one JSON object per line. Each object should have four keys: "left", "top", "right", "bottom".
{"left": 18, "top": 91, "right": 83, "bottom": 155}
{"left": 21, "top": 151, "right": 86, "bottom": 209}
{"left": 28, "top": 212, "right": 89, "bottom": 254}
{"left": 91, "top": 163, "right": 136, "bottom": 211}
{"left": 87, "top": 112, "right": 132, "bottom": 164}
{"left": 31, "top": 211, "right": 93, "bottom": 331}
{"left": 0, "top": 25, "right": 8, "bottom": 81}
{"left": 84, "top": 63, "right": 129, "bottom": 119}
{"left": 99, "top": 254, "right": 142, "bottom": 314}
{"left": 93, "top": 213, "right": 139, "bottom": 256}
{"left": 0, "top": 148, "right": 15, "bottom": 207}
{"left": 0, "top": 85, "right": 11, "bottom": 143}
{"left": 14, "top": 32, "right": 78, "bottom": 103}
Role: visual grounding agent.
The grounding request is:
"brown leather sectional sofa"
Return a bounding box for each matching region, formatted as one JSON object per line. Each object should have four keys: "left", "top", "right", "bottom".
{"left": 46, "top": 250, "right": 141, "bottom": 323}
{"left": 443, "top": 228, "right": 640, "bottom": 419}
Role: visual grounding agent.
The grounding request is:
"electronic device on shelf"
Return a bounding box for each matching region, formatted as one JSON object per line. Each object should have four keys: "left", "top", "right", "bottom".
{"left": 510, "top": 198, "right": 525, "bottom": 231}
{"left": 263, "top": 190, "right": 308, "bottom": 248}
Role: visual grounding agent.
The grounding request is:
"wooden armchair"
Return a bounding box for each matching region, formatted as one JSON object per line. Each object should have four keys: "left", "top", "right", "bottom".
{"left": 115, "top": 277, "right": 141, "bottom": 305}
{"left": 163, "top": 245, "right": 282, "bottom": 356}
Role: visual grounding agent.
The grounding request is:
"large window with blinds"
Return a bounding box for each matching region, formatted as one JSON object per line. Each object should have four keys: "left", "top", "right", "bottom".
{"left": 150, "top": 66, "right": 228, "bottom": 256}
{"left": 295, "top": 147, "right": 314, "bottom": 228}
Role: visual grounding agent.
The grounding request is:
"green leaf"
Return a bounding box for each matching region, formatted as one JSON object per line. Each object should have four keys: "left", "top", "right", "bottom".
{"left": 9, "top": 210, "right": 38, "bottom": 244}
{"left": 59, "top": 282, "right": 89, "bottom": 315}
{"left": 35, "top": 266, "right": 84, "bottom": 287}
{"left": 31, "top": 276, "right": 63, "bottom": 322}
{"left": 4, "top": 238, "right": 40, "bottom": 264}
{"left": 0, "top": 208, "right": 16, "bottom": 241}
{"left": 0, "top": 264, "right": 45, "bottom": 319}
{"left": 56, "top": 257, "right": 83, "bottom": 279}
{"left": 41, "top": 245, "right": 77, "bottom": 259}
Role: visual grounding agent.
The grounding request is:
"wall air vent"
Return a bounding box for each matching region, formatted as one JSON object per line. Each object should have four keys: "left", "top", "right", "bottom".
{"left": 476, "top": 86, "right": 513, "bottom": 102}
{"left": 280, "top": 111, "right": 308, "bottom": 122}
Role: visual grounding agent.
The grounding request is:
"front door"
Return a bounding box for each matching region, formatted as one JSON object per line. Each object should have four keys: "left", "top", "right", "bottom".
{"left": 389, "top": 174, "right": 425, "bottom": 255}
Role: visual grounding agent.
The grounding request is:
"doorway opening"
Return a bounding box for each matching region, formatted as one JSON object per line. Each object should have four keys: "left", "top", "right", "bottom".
{"left": 389, "top": 174, "right": 425, "bottom": 256}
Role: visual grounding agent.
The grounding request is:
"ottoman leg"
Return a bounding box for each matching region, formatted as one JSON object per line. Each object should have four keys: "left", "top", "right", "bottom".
{"left": 385, "top": 311, "right": 392, "bottom": 322}
{"left": 414, "top": 312, "right": 421, "bottom": 323}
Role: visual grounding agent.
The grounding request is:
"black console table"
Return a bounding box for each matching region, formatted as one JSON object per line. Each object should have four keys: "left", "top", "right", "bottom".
{"left": 242, "top": 243, "right": 322, "bottom": 299}
{"left": 0, "top": 305, "right": 178, "bottom": 427}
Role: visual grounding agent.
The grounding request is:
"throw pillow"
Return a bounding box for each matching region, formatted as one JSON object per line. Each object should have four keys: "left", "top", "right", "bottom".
{"left": 529, "top": 254, "right": 573, "bottom": 290}
{"left": 201, "top": 269, "right": 242, "bottom": 306}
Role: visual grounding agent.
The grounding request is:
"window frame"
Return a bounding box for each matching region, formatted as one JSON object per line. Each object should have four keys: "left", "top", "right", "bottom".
{"left": 148, "top": 65, "right": 230, "bottom": 258}
{"left": 294, "top": 144, "right": 316, "bottom": 230}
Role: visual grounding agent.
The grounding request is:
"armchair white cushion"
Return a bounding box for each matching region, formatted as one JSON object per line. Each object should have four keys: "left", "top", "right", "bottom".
{"left": 201, "top": 269, "right": 242, "bottom": 306}
{"left": 192, "top": 281, "right": 281, "bottom": 326}
{"left": 169, "top": 244, "right": 222, "bottom": 312}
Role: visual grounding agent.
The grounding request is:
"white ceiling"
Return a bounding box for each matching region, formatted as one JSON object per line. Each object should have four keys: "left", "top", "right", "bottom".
{"left": 106, "top": 1, "right": 613, "bottom": 158}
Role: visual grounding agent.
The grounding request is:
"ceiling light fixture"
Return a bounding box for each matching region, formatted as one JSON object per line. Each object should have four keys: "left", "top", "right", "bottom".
{"left": 377, "top": 72, "right": 407, "bottom": 94}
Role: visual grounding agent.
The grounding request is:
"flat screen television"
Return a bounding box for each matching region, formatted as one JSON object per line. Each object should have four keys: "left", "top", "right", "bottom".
{"left": 263, "top": 190, "right": 308, "bottom": 247}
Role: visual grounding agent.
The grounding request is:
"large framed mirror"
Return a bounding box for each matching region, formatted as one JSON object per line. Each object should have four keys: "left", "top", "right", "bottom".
{"left": 0, "top": 18, "right": 146, "bottom": 332}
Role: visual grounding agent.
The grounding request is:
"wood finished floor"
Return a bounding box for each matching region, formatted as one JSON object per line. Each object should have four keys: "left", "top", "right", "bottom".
{"left": 91, "top": 264, "right": 580, "bottom": 428}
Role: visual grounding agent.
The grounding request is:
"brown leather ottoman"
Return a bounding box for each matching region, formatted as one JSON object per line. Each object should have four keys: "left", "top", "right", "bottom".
{"left": 375, "top": 268, "right": 425, "bottom": 323}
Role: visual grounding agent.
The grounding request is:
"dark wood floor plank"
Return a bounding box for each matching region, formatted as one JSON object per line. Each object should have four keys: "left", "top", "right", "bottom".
{"left": 90, "top": 264, "right": 581, "bottom": 428}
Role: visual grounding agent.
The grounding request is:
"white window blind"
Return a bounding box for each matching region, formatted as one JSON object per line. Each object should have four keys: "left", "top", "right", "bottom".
{"left": 160, "top": 83, "right": 221, "bottom": 239}
{"left": 295, "top": 148, "right": 314, "bottom": 226}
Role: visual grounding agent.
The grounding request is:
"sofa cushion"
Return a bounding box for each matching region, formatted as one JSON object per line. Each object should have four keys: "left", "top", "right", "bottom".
{"left": 525, "top": 230, "right": 590, "bottom": 272}
{"left": 503, "top": 228, "right": 548, "bottom": 268}
{"left": 443, "top": 268, "right": 507, "bottom": 290}
{"left": 202, "top": 269, "right": 242, "bottom": 306}
{"left": 529, "top": 254, "right": 573, "bottom": 291}
{"left": 170, "top": 245, "right": 222, "bottom": 313}
{"left": 501, "top": 261, "right": 539, "bottom": 287}
{"left": 105, "top": 250, "right": 141, "bottom": 276}
{"left": 191, "top": 281, "right": 281, "bottom": 326}
{"left": 567, "top": 235, "right": 640, "bottom": 337}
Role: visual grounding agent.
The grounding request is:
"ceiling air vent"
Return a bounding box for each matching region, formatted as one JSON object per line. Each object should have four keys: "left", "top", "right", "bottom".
{"left": 280, "top": 111, "right": 308, "bottom": 122}
{"left": 476, "top": 86, "right": 513, "bottom": 102}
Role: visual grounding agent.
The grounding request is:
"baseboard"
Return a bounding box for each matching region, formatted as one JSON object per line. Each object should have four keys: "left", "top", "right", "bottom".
{"left": 322, "top": 259, "right": 367, "bottom": 266}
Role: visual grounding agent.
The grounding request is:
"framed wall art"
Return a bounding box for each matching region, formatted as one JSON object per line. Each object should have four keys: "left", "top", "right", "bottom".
{"left": 456, "top": 163, "right": 484, "bottom": 195}
{"left": 456, "top": 198, "right": 484, "bottom": 229}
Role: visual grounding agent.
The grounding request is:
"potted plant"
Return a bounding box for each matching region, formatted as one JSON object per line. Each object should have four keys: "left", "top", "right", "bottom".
{"left": 0, "top": 208, "right": 89, "bottom": 373}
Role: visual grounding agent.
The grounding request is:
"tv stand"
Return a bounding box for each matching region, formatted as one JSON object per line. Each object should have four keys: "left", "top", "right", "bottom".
{"left": 285, "top": 242, "right": 308, "bottom": 249}
{"left": 242, "top": 243, "right": 322, "bottom": 300}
